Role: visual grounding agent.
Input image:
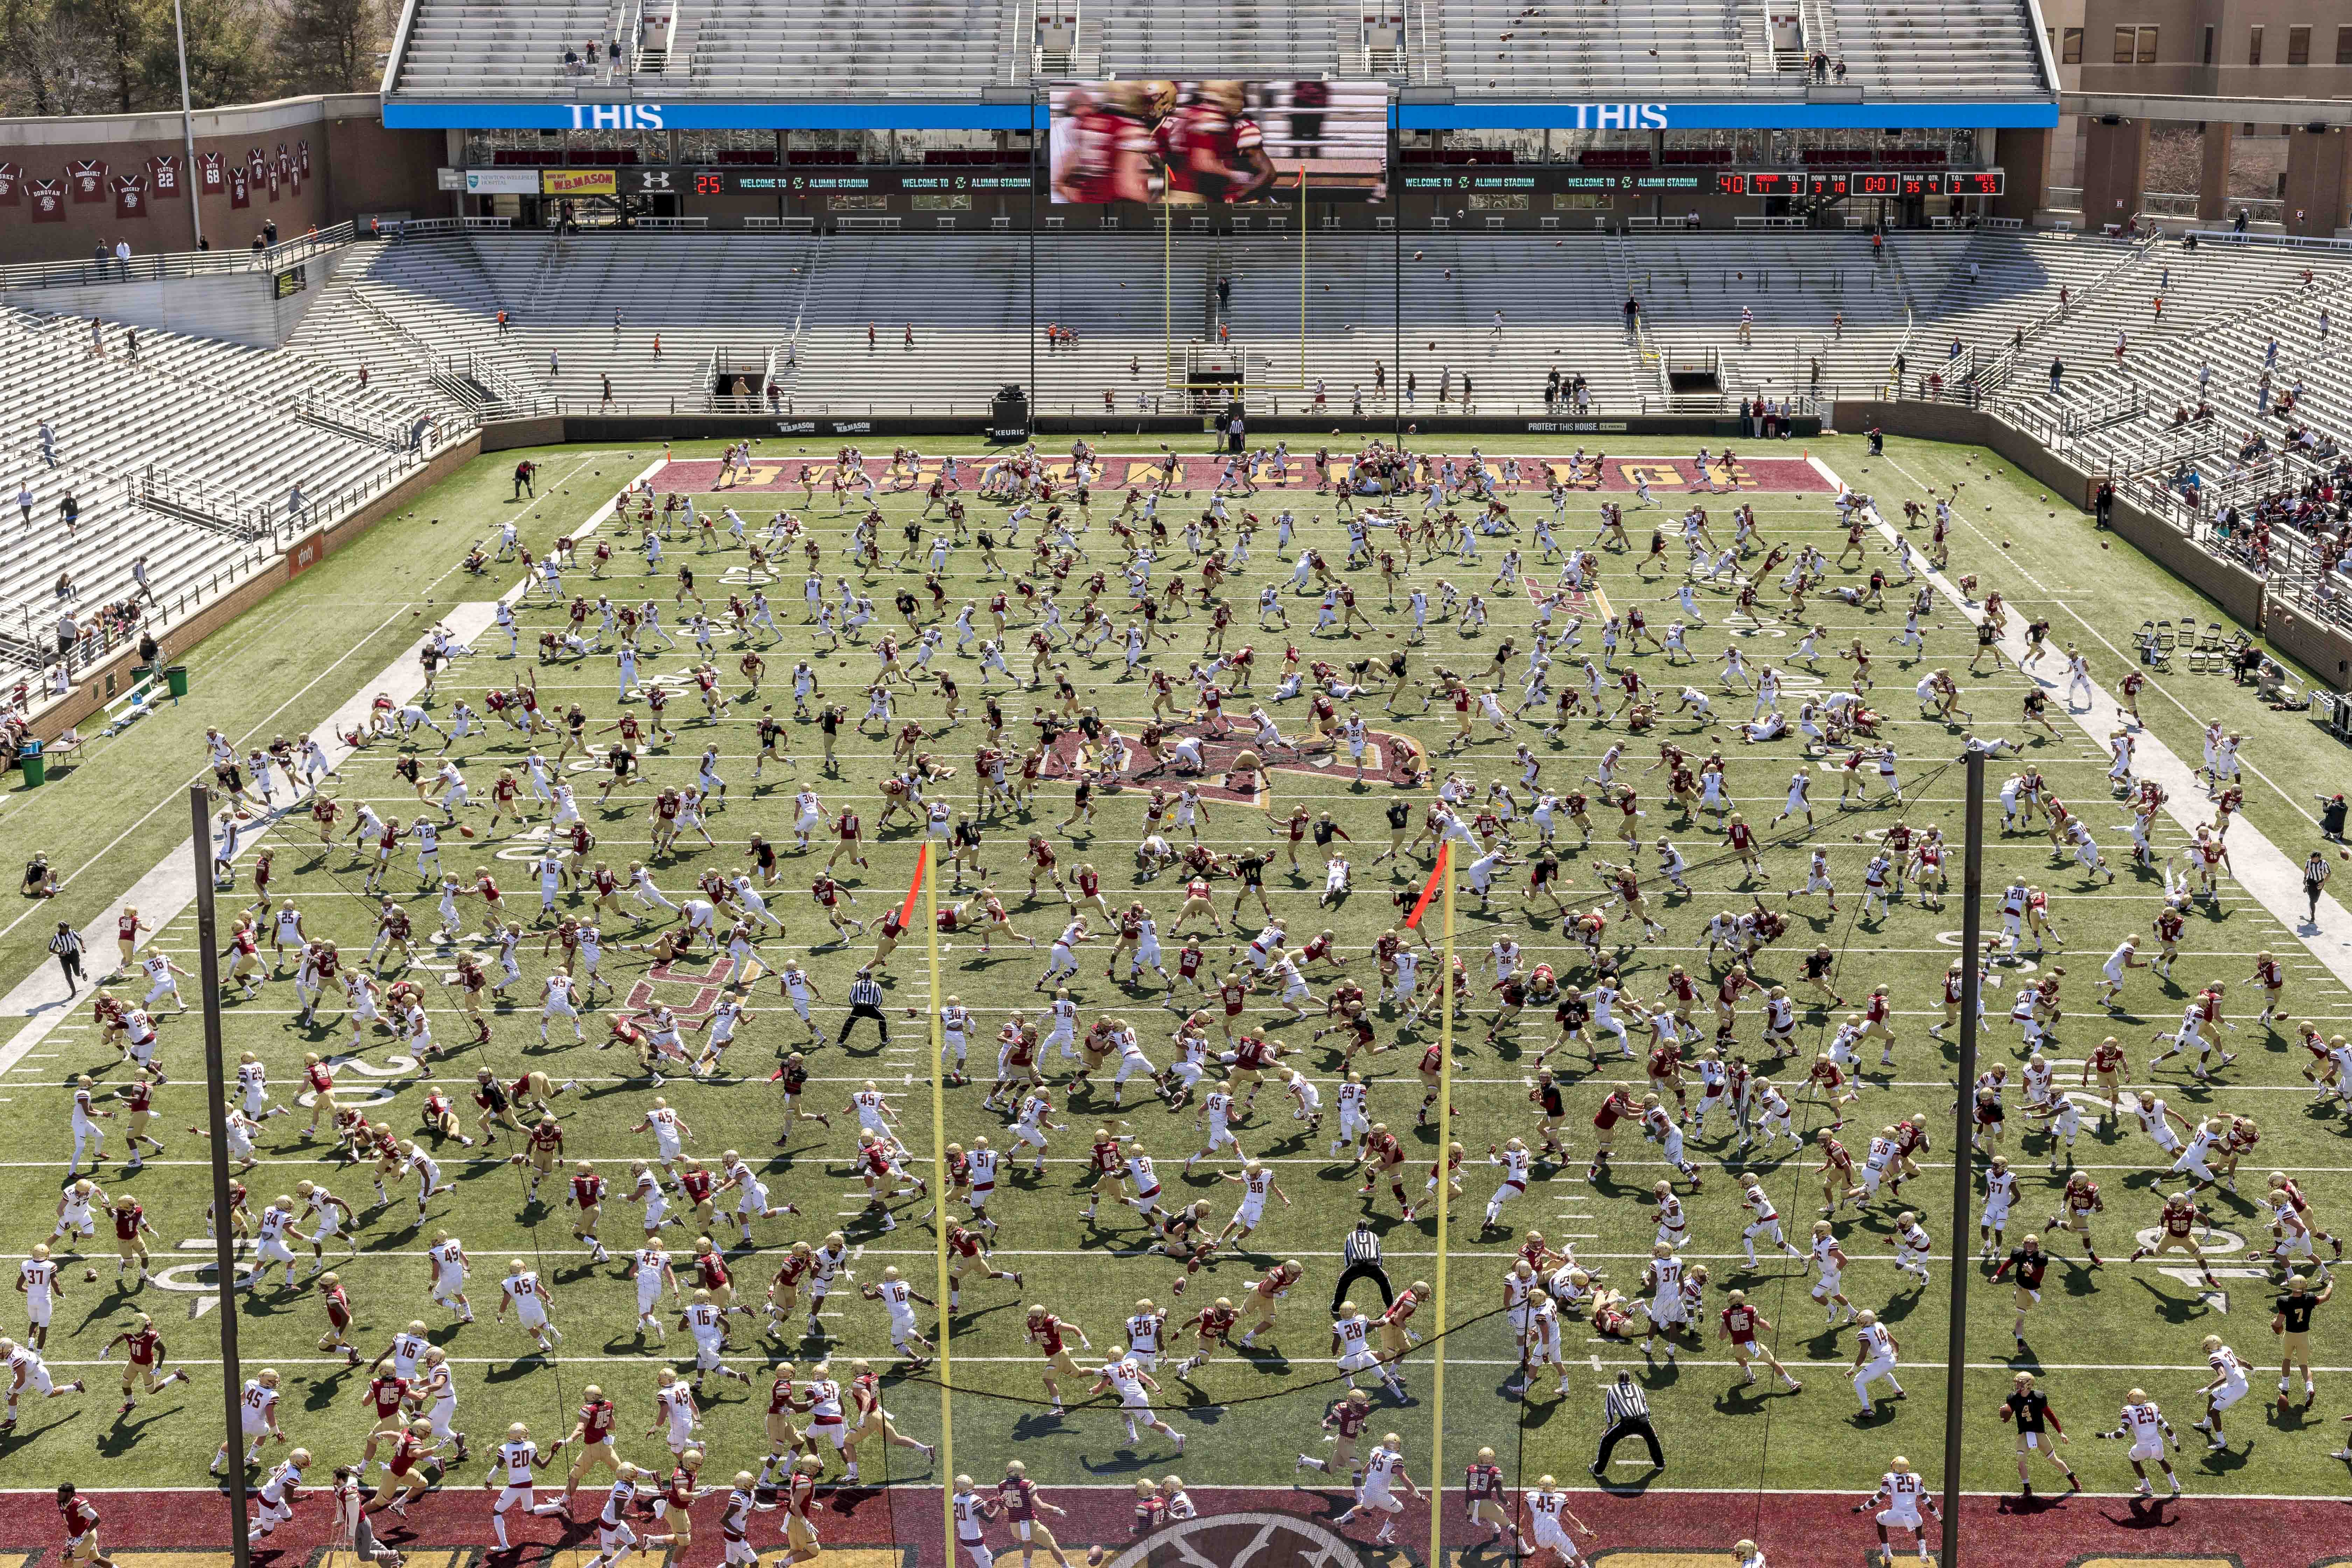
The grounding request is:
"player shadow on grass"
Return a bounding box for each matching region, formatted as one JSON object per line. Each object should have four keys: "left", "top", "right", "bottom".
{"left": 95, "top": 1401, "right": 179, "bottom": 1456}
{"left": 2126, "top": 1275, "right": 2222, "bottom": 1325}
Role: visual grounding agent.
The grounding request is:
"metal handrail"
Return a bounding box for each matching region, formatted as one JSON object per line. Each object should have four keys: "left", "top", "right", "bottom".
{"left": 0, "top": 222, "right": 356, "bottom": 292}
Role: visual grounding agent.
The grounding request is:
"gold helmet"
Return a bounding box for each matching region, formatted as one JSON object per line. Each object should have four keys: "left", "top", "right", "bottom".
{"left": 1200, "top": 80, "right": 1246, "bottom": 115}
{"left": 1142, "top": 80, "right": 1180, "bottom": 119}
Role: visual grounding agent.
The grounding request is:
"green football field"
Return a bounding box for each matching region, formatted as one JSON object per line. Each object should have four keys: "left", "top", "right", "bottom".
{"left": 5, "top": 430, "right": 2351, "bottom": 1516}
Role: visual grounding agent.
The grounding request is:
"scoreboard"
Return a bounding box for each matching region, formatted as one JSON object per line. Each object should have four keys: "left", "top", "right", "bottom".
{"left": 611, "top": 166, "right": 1041, "bottom": 195}
{"left": 1715, "top": 169, "right": 2004, "bottom": 198}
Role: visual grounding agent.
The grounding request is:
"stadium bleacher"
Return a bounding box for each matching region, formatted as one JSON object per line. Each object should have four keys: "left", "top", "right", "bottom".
{"left": 380, "top": 0, "right": 2052, "bottom": 100}
{"left": 2, "top": 301, "right": 441, "bottom": 682}
{"left": 391, "top": 0, "right": 630, "bottom": 96}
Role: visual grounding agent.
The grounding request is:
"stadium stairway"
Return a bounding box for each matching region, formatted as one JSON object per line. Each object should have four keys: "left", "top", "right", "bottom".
{"left": 1434, "top": 0, "right": 1759, "bottom": 97}
{"left": 1, "top": 306, "right": 425, "bottom": 676}
{"left": 2003, "top": 252, "right": 2352, "bottom": 471}
{"left": 1626, "top": 232, "right": 1917, "bottom": 404}
{"left": 1092, "top": 0, "right": 1350, "bottom": 78}
{"left": 392, "top": 0, "right": 618, "bottom": 95}
{"left": 684, "top": 0, "right": 1013, "bottom": 93}
{"left": 1820, "top": 0, "right": 2049, "bottom": 98}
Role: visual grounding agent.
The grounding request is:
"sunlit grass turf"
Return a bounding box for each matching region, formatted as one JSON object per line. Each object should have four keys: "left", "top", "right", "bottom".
{"left": 6, "top": 433, "right": 2349, "bottom": 1506}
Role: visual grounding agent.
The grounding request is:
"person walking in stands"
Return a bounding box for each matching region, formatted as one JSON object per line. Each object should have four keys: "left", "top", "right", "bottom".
{"left": 17, "top": 479, "right": 32, "bottom": 524}
{"left": 131, "top": 555, "right": 156, "bottom": 606}
{"left": 512, "top": 461, "right": 537, "bottom": 500}
{"left": 37, "top": 420, "right": 57, "bottom": 468}
{"left": 58, "top": 491, "right": 79, "bottom": 537}
{"left": 838, "top": 968, "right": 891, "bottom": 1046}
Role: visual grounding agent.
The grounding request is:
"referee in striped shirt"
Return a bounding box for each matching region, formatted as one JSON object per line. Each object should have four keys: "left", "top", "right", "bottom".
{"left": 48, "top": 921, "right": 85, "bottom": 995}
{"left": 1592, "top": 1370, "right": 1664, "bottom": 1477}
{"left": 837, "top": 967, "right": 890, "bottom": 1046}
{"left": 1333, "top": 1219, "right": 1394, "bottom": 1312}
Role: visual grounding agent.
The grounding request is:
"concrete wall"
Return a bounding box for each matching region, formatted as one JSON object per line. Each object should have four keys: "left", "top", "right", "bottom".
{"left": 2080, "top": 0, "right": 2352, "bottom": 100}
{"left": 0, "top": 267, "right": 322, "bottom": 348}
{"left": 1832, "top": 397, "right": 2352, "bottom": 686}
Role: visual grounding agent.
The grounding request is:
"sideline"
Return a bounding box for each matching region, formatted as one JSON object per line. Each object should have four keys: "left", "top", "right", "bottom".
{"left": 0, "top": 455, "right": 664, "bottom": 1079}
{"left": 1814, "top": 452, "right": 2352, "bottom": 988}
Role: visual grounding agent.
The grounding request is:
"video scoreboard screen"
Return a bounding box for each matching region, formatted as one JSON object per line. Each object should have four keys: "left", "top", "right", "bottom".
{"left": 1049, "top": 80, "right": 1390, "bottom": 204}
{"left": 1715, "top": 169, "right": 2004, "bottom": 198}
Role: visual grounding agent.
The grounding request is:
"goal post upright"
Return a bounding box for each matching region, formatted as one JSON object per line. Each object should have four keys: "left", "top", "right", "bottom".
{"left": 1427, "top": 840, "right": 1458, "bottom": 1568}
{"left": 920, "top": 841, "right": 955, "bottom": 1565}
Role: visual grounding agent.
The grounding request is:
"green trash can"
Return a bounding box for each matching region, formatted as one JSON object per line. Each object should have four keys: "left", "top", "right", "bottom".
{"left": 164, "top": 664, "right": 189, "bottom": 699}
{"left": 18, "top": 742, "right": 44, "bottom": 787}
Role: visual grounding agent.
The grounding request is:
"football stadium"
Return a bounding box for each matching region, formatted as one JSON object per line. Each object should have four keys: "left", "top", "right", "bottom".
{"left": 3, "top": 4, "right": 2352, "bottom": 1566}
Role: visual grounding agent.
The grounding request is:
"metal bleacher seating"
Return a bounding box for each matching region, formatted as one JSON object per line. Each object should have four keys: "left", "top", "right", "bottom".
{"left": 2, "top": 304, "right": 436, "bottom": 679}
{"left": 393, "top": 0, "right": 628, "bottom": 95}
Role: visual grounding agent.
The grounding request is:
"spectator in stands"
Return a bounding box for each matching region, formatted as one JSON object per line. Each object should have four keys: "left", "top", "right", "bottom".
{"left": 55, "top": 610, "right": 77, "bottom": 657}
{"left": 1217, "top": 275, "right": 1232, "bottom": 310}
{"left": 57, "top": 491, "right": 77, "bottom": 537}
{"left": 123, "top": 328, "right": 139, "bottom": 365}
{"left": 1622, "top": 296, "right": 1640, "bottom": 333}
{"left": 264, "top": 218, "right": 278, "bottom": 246}
{"left": 137, "top": 629, "right": 160, "bottom": 677}
{"left": 564, "top": 46, "right": 582, "bottom": 76}
{"left": 14, "top": 480, "right": 29, "bottom": 525}
{"left": 2233, "top": 210, "right": 2249, "bottom": 235}
{"left": 54, "top": 569, "right": 76, "bottom": 603}
{"left": 87, "top": 318, "right": 104, "bottom": 359}
{"left": 2047, "top": 358, "right": 2064, "bottom": 397}
{"left": 251, "top": 233, "right": 266, "bottom": 255}
{"left": 549, "top": 349, "right": 561, "bottom": 380}
{"left": 113, "top": 238, "right": 131, "bottom": 280}
{"left": 1832, "top": 57, "right": 1848, "bottom": 82}
{"left": 601, "top": 374, "right": 615, "bottom": 409}
{"left": 1461, "top": 373, "right": 1474, "bottom": 409}
{"left": 37, "top": 419, "right": 56, "bottom": 468}
{"left": 131, "top": 557, "right": 155, "bottom": 607}
{"left": 1545, "top": 368, "right": 1561, "bottom": 409}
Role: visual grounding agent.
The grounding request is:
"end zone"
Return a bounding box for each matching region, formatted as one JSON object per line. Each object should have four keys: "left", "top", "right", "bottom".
{"left": 19, "top": 1486, "right": 2347, "bottom": 1567}
{"left": 648, "top": 454, "right": 1833, "bottom": 497}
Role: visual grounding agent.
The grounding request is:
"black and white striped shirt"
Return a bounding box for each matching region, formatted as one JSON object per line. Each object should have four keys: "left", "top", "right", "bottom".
{"left": 1603, "top": 1378, "right": 1651, "bottom": 1424}
{"left": 1343, "top": 1225, "right": 1383, "bottom": 1267}
{"left": 48, "top": 928, "right": 84, "bottom": 959}
{"left": 848, "top": 977, "right": 884, "bottom": 1009}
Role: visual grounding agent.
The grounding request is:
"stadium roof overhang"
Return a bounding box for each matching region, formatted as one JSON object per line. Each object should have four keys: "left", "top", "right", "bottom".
{"left": 380, "top": 95, "right": 2059, "bottom": 133}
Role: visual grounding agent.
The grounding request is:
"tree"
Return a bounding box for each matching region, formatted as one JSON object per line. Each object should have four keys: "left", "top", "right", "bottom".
{"left": 0, "top": 0, "right": 95, "bottom": 115}
{"left": 59, "top": 0, "right": 162, "bottom": 111}
{"left": 275, "top": 0, "right": 379, "bottom": 94}
{"left": 154, "top": 0, "right": 266, "bottom": 107}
